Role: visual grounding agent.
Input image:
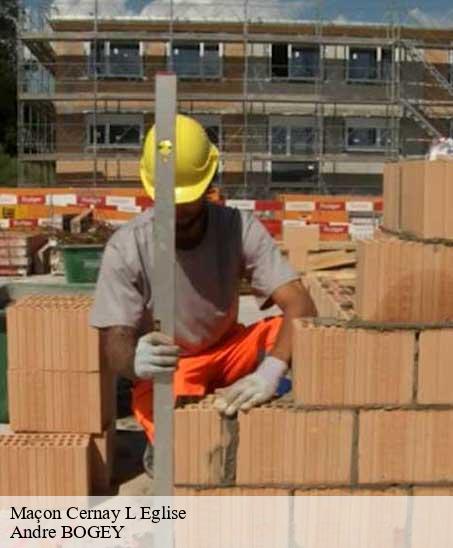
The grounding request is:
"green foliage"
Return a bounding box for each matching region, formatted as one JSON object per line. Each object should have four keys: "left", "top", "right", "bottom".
{"left": 0, "top": 146, "right": 17, "bottom": 186}
{"left": 0, "top": 0, "right": 17, "bottom": 156}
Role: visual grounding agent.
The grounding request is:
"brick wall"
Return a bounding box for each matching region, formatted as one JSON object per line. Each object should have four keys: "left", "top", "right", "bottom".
{"left": 173, "top": 322, "right": 453, "bottom": 493}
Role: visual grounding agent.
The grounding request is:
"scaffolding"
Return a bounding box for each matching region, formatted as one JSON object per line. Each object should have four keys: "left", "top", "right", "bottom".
{"left": 15, "top": 0, "right": 453, "bottom": 197}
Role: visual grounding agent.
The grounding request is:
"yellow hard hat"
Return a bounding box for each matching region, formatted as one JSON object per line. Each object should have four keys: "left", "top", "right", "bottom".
{"left": 140, "top": 114, "right": 220, "bottom": 204}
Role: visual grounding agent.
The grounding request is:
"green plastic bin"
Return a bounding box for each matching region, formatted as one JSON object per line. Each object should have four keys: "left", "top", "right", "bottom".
{"left": 0, "top": 310, "right": 8, "bottom": 423}
{"left": 61, "top": 245, "right": 104, "bottom": 284}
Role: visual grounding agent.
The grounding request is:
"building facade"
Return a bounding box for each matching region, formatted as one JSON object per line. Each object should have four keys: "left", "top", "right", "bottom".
{"left": 19, "top": 9, "right": 453, "bottom": 197}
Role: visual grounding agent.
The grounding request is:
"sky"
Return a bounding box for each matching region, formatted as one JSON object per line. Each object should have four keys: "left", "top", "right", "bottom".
{"left": 25, "top": 0, "right": 453, "bottom": 27}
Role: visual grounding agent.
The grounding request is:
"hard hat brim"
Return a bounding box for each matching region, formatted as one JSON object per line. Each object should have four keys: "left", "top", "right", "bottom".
{"left": 140, "top": 143, "right": 219, "bottom": 205}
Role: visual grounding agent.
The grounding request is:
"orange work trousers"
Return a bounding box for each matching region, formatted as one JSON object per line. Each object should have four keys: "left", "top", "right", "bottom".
{"left": 132, "top": 316, "right": 283, "bottom": 442}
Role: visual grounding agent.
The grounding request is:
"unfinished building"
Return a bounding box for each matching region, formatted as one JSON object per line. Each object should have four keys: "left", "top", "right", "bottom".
{"left": 18, "top": 0, "right": 453, "bottom": 197}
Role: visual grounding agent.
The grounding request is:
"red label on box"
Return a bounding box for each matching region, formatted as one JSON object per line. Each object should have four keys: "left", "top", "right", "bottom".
{"left": 320, "top": 224, "right": 349, "bottom": 235}
{"left": 18, "top": 195, "right": 46, "bottom": 205}
{"left": 255, "top": 200, "right": 283, "bottom": 211}
{"left": 260, "top": 219, "right": 282, "bottom": 236}
{"left": 77, "top": 195, "right": 106, "bottom": 208}
{"left": 374, "top": 200, "right": 383, "bottom": 211}
{"left": 11, "top": 219, "right": 38, "bottom": 228}
{"left": 318, "top": 201, "right": 345, "bottom": 211}
{"left": 135, "top": 196, "right": 154, "bottom": 209}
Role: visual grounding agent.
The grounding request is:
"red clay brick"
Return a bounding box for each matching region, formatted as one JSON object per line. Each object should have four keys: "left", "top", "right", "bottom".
{"left": 293, "top": 322, "right": 415, "bottom": 406}
{"left": 418, "top": 330, "right": 453, "bottom": 405}
{"left": 399, "top": 160, "right": 453, "bottom": 240}
{"left": 359, "top": 410, "right": 453, "bottom": 484}
{"left": 0, "top": 433, "right": 90, "bottom": 495}
{"left": 8, "top": 369, "right": 115, "bottom": 434}
{"left": 356, "top": 239, "right": 453, "bottom": 323}
{"left": 7, "top": 295, "right": 99, "bottom": 372}
{"left": 174, "top": 401, "right": 235, "bottom": 486}
{"left": 237, "top": 406, "right": 353, "bottom": 486}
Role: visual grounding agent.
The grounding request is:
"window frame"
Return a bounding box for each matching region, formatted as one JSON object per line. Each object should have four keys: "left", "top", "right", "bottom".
{"left": 87, "top": 40, "right": 144, "bottom": 79}
{"left": 289, "top": 44, "right": 321, "bottom": 80}
{"left": 170, "top": 42, "right": 223, "bottom": 80}
{"left": 269, "top": 117, "right": 317, "bottom": 156}
{"left": 347, "top": 46, "right": 393, "bottom": 83}
{"left": 85, "top": 113, "right": 144, "bottom": 150}
{"left": 345, "top": 119, "right": 392, "bottom": 152}
{"left": 271, "top": 43, "right": 321, "bottom": 81}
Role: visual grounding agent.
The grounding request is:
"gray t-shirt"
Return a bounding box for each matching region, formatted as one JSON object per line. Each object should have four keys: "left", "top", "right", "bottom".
{"left": 90, "top": 203, "right": 298, "bottom": 356}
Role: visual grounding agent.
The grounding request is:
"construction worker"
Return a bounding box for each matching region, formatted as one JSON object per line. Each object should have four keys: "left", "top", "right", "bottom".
{"left": 90, "top": 115, "right": 315, "bottom": 476}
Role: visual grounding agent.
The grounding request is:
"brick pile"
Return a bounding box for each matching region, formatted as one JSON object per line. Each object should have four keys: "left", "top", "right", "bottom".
{"left": 3, "top": 295, "right": 115, "bottom": 495}
{"left": 0, "top": 231, "right": 47, "bottom": 276}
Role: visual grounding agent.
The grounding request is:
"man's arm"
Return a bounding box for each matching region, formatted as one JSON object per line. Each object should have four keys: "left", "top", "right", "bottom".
{"left": 214, "top": 279, "right": 315, "bottom": 415}
{"left": 100, "top": 325, "right": 180, "bottom": 382}
{"left": 100, "top": 326, "right": 139, "bottom": 382}
{"left": 268, "top": 279, "right": 316, "bottom": 365}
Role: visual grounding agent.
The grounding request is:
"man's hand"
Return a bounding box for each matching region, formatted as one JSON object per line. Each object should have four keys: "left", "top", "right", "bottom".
{"left": 134, "top": 332, "right": 180, "bottom": 380}
{"left": 214, "top": 356, "right": 287, "bottom": 416}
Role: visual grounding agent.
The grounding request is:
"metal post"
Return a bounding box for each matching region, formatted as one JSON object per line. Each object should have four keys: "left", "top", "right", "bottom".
{"left": 93, "top": 0, "right": 98, "bottom": 187}
{"left": 153, "top": 73, "right": 177, "bottom": 498}
{"left": 168, "top": 0, "right": 174, "bottom": 71}
{"left": 242, "top": 0, "right": 249, "bottom": 198}
{"left": 16, "top": 0, "right": 25, "bottom": 186}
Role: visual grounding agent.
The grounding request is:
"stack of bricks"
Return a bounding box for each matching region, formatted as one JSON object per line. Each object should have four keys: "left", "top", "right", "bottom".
{"left": 0, "top": 231, "right": 47, "bottom": 276}
{"left": 2, "top": 295, "right": 115, "bottom": 495}
{"left": 359, "top": 159, "right": 453, "bottom": 323}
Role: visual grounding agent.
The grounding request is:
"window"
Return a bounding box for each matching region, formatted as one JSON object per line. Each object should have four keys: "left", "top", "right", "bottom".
{"left": 291, "top": 127, "right": 316, "bottom": 154}
{"left": 271, "top": 43, "right": 288, "bottom": 78}
{"left": 290, "top": 46, "right": 320, "bottom": 79}
{"left": 172, "top": 42, "right": 221, "bottom": 79}
{"left": 346, "top": 120, "right": 392, "bottom": 151}
{"left": 86, "top": 114, "right": 144, "bottom": 148}
{"left": 109, "top": 42, "right": 142, "bottom": 77}
{"left": 348, "top": 48, "right": 378, "bottom": 81}
{"left": 89, "top": 42, "right": 107, "bottom": 77}
{"left": 271, "top": 44, "right": 320, "bottom": 79}
{"left": 88, "top": 41, "right": 142, "bottom": 78}
{"left": 271, "top": 161, "right": 318, "bottom": 183}
{"left": 271, "top": 126, "right": 287, "bottom": 154}
{"left": 270, "top": 118, "right": 317, "bottom": 155}
{"left": 382, "top": 48, "right": 393, "bottom": 81}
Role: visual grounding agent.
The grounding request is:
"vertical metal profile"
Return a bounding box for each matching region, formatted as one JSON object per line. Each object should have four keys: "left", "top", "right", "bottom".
{"left": 153, "top": 72, "right": 177, "bottom": 498}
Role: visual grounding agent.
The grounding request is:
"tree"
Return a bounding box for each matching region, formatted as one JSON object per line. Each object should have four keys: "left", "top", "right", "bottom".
{"left": 0, "top": 0, "right": 18, "bottom": 156}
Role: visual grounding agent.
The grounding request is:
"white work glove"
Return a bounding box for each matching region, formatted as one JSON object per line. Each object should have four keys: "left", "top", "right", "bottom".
{"left": 214, "top": 356, "right": 287, "bottom": 416}
{"left": 134, "top": 332, "right": 180, "bottom": 380}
